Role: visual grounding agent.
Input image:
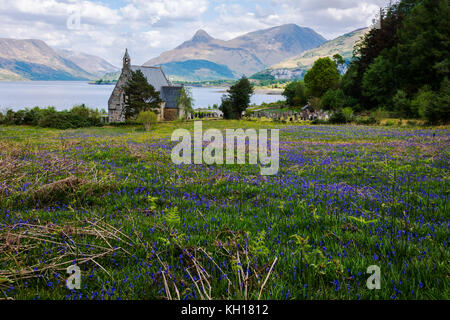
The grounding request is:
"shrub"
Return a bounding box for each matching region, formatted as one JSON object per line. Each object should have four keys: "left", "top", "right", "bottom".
{"left": 328, "top": 110, "right": 347, "bottom": 124}
{"left": 384, "top": 119, "right": 398, "bottom": 126}
{"left": 372, "top": 107, "right": 389, "bottom": 122}
{"left": 393, "top": 90, "right": 413, "bottom": 118}
{"left": 38, "top": 112, "right": 89, "bottom": 129}
{"left": 136, "top": 110, "right": 158, "bottom": 131}
{"left": 411, "top": 87, "right": 434, "bottom": 120}
{"left": 308, "top": 97, "right": 322, "bottom": 111}
{"left": 71, "top": 104, "right": 102, "bottom": 127}
{"left": 342, "top": 107, "right": 354, "bottom": 122}
{"left": 355, "top": 116, "right": 378, "bottom": 125}
{"left": 311, "top": 119, "right": 328, "bottom": 125}
{"left": 413, "top": 79, "right": 450, "bottom": 125}
{"left": 321, "top": 89, "right": 346, "bottom": 110}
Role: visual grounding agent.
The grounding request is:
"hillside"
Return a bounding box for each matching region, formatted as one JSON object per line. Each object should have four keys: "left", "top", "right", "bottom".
{"left": 0, "top": 38, "right": 117, "bottom": 81}
{"left": 157, "top": 60, "right": 236, "bottom": 82}
{"left": 253, "top": 27, "right": 369, "bottom": 80}
{"left": 55, "top": 49, "right": 118, "bottom": 77}
{"left": 144, "top": 24, "right": 326, "bottom": 81}
{"left": 0, "top": 38, "right": 96, "bottom": 81}
{"left": 0, "top": 68, "right": 27, "bottom": 81}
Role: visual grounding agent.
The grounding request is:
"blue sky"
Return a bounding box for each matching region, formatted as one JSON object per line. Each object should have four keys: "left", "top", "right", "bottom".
{"left": 0, "top": 0, "right": 391, "bottom": 66}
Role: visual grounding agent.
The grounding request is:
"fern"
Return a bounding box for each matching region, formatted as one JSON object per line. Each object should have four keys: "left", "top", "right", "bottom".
{"left": 249, "top": 231, "right": 269, "bottom": 258}
{"left": 148, "top": 196, "right": 158, "bottom": 211}
{"left": 165, "top": 206, "right": 181, "bottom": 227}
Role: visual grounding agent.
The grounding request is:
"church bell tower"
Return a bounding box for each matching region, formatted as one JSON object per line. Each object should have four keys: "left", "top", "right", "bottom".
{"left": 123, "top": 49, "right": 131, "bottom": 70}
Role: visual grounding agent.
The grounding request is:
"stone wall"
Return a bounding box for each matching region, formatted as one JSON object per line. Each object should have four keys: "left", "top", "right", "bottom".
{"left": 108, "top": 70, "right": 130, "bottom": 123}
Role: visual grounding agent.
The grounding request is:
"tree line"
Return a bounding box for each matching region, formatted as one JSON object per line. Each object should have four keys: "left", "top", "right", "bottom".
{"left": 282, "top": 0, "right": 449, "bottom": 124}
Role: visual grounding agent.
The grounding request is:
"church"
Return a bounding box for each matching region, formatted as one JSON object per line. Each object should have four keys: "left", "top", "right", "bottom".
{"left": 108, "top": 49, "right": 184, "bottom": 123}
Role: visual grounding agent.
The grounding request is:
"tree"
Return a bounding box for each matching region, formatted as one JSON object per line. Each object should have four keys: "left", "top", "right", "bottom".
{"left": 396, "top": 0, "right": 450, "bottom": 93}
{"left": 333, "top": 54, "right": 345, "bottom": 67}
{"left": 219, "top": 97, "right": 234, "bottom": 119}
{"left": 392, "top": 90, "right": 414, "bottom": 118}
{"left": 177, "top": 87, "right": 194, "bottom": 120}
{"left": 137, "top": 110, "right": 158, "bottom": 131}
{"left": 282, "top": 81, "right": 307, "bottom": 106}
{"left": 361, "top": 54, "right": 395, "bottom": 108}
{"left": 343, "top": 1, "right": 414, "bottom": 107}
{"left": 304, "top": 57, "right": 340, "bottom": 98}
{"left": 342, "top": 0, "right": 449, "bottom": 113}
{"left": 122, "top": 70, "right": 162, "bottom": 120}
{"left": 416, "top": 78, "right": 450, "bottom": 124}
{"left": 321, "top": 89, "right": 357, "bottom": 110}
{"left": 220, "top": 77, "right": 254, "bottom": 119}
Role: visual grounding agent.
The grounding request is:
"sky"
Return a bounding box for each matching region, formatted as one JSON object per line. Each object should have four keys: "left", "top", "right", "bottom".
{"left": 0, "top": 0, "right": 392, "bottom": 67}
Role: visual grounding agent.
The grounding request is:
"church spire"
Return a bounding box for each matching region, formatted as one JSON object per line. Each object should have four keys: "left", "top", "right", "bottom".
{"left": 123, "top": 49, "right": 130, "bottom": 69}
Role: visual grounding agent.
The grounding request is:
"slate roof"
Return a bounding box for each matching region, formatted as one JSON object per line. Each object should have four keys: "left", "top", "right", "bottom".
{"left": 161, "top": 86, "right": 183, "bottom": 109}
{"left": 130, "top": 65, "right": 182, "bottom": 109}
{"left": 130, "top": 65, "right": 170, "bottom": 92}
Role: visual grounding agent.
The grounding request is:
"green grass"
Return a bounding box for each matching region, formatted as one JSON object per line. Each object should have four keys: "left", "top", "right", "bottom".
{"left": 0, "top": 121, "right": 448, "bottom": 300}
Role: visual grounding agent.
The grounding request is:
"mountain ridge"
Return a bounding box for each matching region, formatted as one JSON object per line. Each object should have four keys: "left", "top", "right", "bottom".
{"left": 144, "top": 24, "right": 326, "bottom": 80}
{"left": 0, "top": 38, "right": 118, "bottom": 81}
{"left": 252, "top": 27, "right": 369, "bottom": 80}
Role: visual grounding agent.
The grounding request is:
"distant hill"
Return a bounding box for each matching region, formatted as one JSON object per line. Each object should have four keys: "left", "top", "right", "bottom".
{"left": 0, "top": 38, "right": 117, "bottom": 81}
{"left": 157, "top": 60, "right": 236, "bottom": 82}
{"left": 0, "top": 68, "right": 27, "bottom": 81}
{"left": 55, "top": 49, "right": 118, "bottom": 77}
{"left": 252, "top": 28, "right": 369, "bottom": 80}
{"left": 144, "top": 24, "right": 326, "bottom": 81}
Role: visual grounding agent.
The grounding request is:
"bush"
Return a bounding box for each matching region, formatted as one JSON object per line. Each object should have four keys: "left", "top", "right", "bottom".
{"left": 321, "top": 89, "right": 346, "bottom": 110}
{"left": 372, "top": 107, "right": 389, "bottom": 122}
{"left": 328, "top": 110, "right": 347, "bottom": 124}
{"left": 136, "top": 111, "right": 157, "bottom": 131}
{"left": 411, "top": 87, "right": 434, "bottom": 120}
{"left": 412, "top": 79, "right": 450, "bottom": 125}
{"left": 393, "top": 90, "right": 414, "bottom": 118}
{"left": 308, "top": 97, "right": 322, "bottom": 111}
{"left": 383, "top": 119, "right": 399, "bottom": 126}
{"left": 38, "top": 112, "right": 89, "bottom": 129}
{"left": 355, "top": 116, "right": 378, "bottom": 125}
{"left": 342, "top": 107, "right": 354, "bottom": 122}
{"left": 1, "top": 106, "right": 103, "bottom": 129}
{"left": 71, "top": 104, "right": 102, "bottom": 127}
{"left": 311, "top": 119, "right": 328, "bottom": 125}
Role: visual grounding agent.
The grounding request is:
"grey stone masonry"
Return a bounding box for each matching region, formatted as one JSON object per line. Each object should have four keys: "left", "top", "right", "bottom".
{"left": 108, "top": 49, "right": 183, "bottom": 123}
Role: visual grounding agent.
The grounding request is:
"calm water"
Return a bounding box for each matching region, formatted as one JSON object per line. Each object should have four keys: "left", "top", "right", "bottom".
{"left": 0, "top": 81, "right": 284, "bottom": 111}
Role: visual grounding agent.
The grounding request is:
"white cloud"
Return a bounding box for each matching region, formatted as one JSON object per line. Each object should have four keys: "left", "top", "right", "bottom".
{"left": 0, "top": 0, "right": 393, "bottom": 67}
{"left": 121, "top": 0, "right": 208, "bottom": 24}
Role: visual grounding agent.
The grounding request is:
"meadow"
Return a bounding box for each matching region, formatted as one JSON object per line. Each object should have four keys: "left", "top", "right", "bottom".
{"left": 0, "top": 120, "right": 448, "bottom": 300}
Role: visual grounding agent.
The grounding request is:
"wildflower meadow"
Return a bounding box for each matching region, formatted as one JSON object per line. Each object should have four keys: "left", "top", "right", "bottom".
{"left": 0, "top": 121, "right": 448, "bottom": 300}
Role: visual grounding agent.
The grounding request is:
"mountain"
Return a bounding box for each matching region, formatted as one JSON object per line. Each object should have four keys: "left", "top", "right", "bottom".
{"left": 253, "top": 28, "right": 369, "bottom": 80}
{"left": 55, "top": 49, "right": 119, "bottom": 77}
{"left": 144, "top": 24, "right": 326, "bottom": 81}
{"left": 157, "top": 60, "right": 236, "bottom": 82}
{"left": 0, "top": 68, "right": 27, "bottom": 81}
{"left": 0, "top": 38, "right": 117, "bottom": 81}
